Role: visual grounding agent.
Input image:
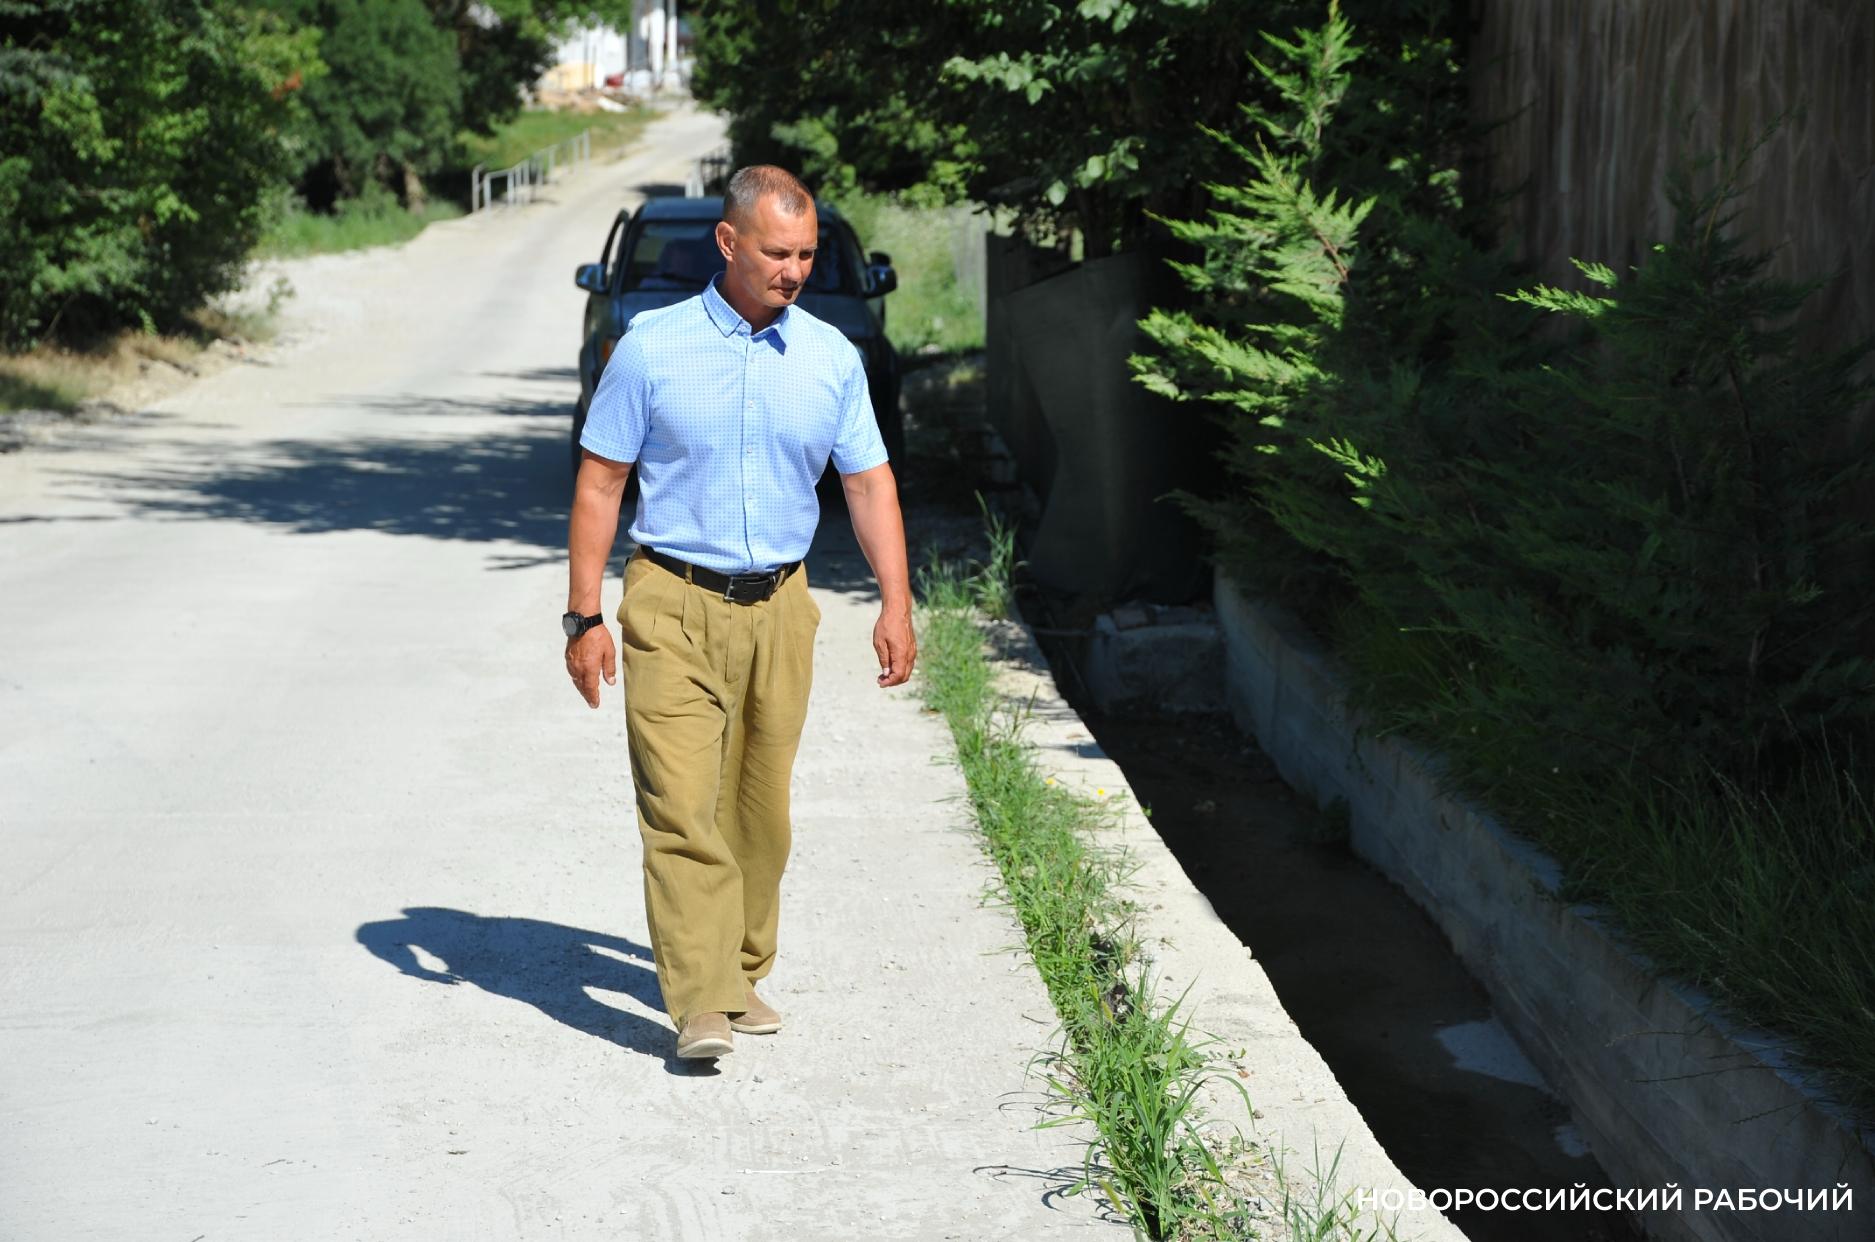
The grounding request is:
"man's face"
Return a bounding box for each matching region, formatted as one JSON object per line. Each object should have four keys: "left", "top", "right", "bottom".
{"left": 715, "top": 195, "right": 817, "bottom": 314}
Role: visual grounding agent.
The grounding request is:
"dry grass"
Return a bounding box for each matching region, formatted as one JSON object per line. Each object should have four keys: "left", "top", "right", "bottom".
{"left": 0, "top": 302, "right": 278, "bottom": 414}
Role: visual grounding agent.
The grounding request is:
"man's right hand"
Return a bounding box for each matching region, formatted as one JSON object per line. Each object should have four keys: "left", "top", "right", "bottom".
{"left": 566, "top": 626, "right": 617, "bottom": 708}
{"left": 566, "top": 449, "right": 631, "bottom": 709}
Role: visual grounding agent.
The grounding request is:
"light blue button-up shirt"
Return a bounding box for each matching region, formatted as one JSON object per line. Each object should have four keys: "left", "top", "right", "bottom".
{"left": 580, "top": 274, "right": 888, "bottom": 574}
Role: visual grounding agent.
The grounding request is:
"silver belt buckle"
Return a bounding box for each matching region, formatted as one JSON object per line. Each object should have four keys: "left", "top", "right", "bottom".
{"left": 723, "top": 570, "right": 778, "bottom": 604}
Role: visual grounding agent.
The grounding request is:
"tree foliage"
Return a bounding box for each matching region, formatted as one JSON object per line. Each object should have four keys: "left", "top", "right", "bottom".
{"left": 688, "top": 0, "right": 1275, "bottom": 254}
{"left": 0, "top": 0, "right": 318, "bottom": 346}
{"left": 268, "top": 0, "right": 461, "bottom": 203}
{"left": 265, "top": 0, "right": 604, "bottom": 207}
{"left": 1132, "top": 3, "right": 1875, "bottom": 794}
{"left": 0, "top": 0, "right": 623, "bottom": 346}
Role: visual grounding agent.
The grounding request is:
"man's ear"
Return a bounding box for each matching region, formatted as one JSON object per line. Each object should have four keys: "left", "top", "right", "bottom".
{"left": 714, "top": 219, "right": 736, "bottom": 264}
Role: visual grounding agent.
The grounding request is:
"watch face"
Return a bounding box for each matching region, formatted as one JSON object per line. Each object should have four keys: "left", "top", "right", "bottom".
{"left": 562, "top": 613, "right": 582, "bottom": 638}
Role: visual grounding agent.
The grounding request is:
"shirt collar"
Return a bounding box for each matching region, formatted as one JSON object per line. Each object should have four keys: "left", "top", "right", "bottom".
{"left": 702, "top": 273, "right": 791, "bottom": 344}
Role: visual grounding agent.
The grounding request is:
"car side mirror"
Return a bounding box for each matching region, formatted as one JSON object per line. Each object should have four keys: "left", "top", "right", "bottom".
{"left": 866, "top": 252, "right": 897, "bottom": 297}
{"left": 575, "top": 262, "right": 608, "bottom": 294}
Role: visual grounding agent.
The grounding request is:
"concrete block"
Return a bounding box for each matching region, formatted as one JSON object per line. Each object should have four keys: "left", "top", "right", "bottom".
{"left": 1084, "top": 611, "right": 1227, "bottom": 715}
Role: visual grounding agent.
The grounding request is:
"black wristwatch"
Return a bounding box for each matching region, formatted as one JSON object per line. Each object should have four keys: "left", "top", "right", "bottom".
{"left": 562, "top": 611, "right": 605, "bottom": 639}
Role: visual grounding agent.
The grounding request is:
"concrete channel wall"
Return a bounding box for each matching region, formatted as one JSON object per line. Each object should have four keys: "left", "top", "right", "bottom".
{"left": 1213, "top": 573, "right": 1875, "bottom": 1242}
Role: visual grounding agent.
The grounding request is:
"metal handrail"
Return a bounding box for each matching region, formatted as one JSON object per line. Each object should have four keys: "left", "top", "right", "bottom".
{"left": 471, "top": 128, "right": 594, "bottom": 213}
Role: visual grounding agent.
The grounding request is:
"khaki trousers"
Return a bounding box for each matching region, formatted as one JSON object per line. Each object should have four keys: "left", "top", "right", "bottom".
{"left": 616, "top": 550, "right": 819, "bottom": 1027}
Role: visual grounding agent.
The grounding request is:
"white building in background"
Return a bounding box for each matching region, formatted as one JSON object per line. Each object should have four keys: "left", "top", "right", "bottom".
{"left": 543, "top": 2, "right": 686, "bottom": 96}
{"left": 544, "top": 25, "right": 626, "bottom": 92}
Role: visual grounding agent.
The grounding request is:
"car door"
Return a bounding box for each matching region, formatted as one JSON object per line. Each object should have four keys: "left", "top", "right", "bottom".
{"left": 584, "top": 212, "right": 627, "bottom": 365}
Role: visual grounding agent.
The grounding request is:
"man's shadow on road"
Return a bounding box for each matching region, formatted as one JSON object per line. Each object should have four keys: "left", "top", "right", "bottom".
{"left": 355, "top": 906, "right": 710, "bottom": 1075}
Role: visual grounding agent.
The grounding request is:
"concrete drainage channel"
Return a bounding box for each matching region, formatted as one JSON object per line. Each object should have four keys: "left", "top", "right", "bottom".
{"left": 1030, "top": 596, "right": 1643, "bottom": 1242}
{"left": 1038, "top": 580, "right": 1875, "bottom": 1242}
{"left": 1208, "top": 579, "right": 1875, "bottom": 1242}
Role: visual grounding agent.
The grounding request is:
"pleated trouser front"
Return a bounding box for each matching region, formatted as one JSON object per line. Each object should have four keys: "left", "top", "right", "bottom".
{"left": 616, "top": 550, "right": 819, "bottom": 1028}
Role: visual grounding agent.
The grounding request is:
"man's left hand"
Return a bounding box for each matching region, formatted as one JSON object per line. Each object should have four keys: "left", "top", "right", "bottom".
{"left": 873, "top": 607, "right": 916, "bottom": 687}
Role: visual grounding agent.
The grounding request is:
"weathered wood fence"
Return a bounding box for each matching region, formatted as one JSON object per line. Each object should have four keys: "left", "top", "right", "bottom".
{"left": 1470, "top": 0, "right": 1874, "bottom": 360}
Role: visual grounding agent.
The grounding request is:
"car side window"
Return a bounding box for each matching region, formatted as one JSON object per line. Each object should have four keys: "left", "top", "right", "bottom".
{"left": 625, "top": 221, "right": 726, "bottom": 291}
{"left": 615, "top": 215, "right": 866, "bottom": 294}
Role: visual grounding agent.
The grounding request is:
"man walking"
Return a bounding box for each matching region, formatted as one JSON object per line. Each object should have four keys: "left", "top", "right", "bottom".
{"left": 562, "top": 165, "right": 916, "bottom": 1060}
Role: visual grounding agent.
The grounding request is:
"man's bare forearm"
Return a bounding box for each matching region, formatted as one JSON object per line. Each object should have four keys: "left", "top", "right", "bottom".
{"left": 567, "top": 452, "right": 632, "bottom": 614}
{"left": 841, "top": 463, "right": 910, "bottom": 612}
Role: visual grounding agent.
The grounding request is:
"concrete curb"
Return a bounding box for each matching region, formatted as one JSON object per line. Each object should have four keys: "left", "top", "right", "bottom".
{"left": 976, "top": 617, "right": 1472, "bottom": 1242}
{"left": 1214, "top": 573, "right": 1875, "bottom": 1242}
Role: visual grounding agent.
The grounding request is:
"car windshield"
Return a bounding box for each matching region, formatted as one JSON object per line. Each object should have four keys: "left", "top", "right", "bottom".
{"left": 621, "top": 217, "right": 861, "bottom": 295}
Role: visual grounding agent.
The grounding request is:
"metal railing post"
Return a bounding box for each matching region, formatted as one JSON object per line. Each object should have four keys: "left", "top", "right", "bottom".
{"left": 470, "top": 126, "right": 599, "bottom": 213}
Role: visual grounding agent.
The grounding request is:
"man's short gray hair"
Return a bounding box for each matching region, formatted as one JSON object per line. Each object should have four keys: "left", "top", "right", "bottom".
{"left": 723, "top": 165, "right": 813, "bottom": 227}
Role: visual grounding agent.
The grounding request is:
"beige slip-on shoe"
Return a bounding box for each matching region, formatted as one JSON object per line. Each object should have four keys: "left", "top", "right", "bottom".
{"left": 675, "top": 1011, "right": 734, "bottom": 1059}
{"left": 728, "top": 988, "right": 782, "bottom": 1035}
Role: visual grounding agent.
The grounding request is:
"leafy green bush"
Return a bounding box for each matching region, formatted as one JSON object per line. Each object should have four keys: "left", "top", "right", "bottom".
{"left": 1133, "top": 0, "right": 1875, "bottom": 1116}
{"left": 0, "top": 0, "right": 318, "bottom": 347}
{"left": 1133, "top": 3, "right": 1875, "bottom": 793}
{"left": 268, "top": 0, "right": 462, "bottom": 206}
{"left": 1422, "top": 185, "right": 1875, "bottom": 787}
{"left": 1133, "top": 2, "right": 1495, "bottom": 625}
{"left": 262, "top": 0, "right": 600, "bottom": 210}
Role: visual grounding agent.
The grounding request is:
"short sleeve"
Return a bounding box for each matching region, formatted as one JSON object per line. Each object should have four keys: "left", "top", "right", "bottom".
{"left": 828, "top": 343, "right": 888, "bottom": 475}
{"left": 580, "top": 330, "right": 651, "bottom": 464}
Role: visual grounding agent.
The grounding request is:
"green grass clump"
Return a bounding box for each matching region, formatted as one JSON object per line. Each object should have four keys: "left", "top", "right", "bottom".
{"left": 1556, "top": 760, "right": 1875, "bottom": 1112}
{"left": 920, "top": 506, "right": 1411, "bottom": 1239}
{"left": 832, "top": 193, "right": 985, "bottom": 357}
{"left": 1271, "top": 1139, "right": 1399, "bottom": 1242}
{"left": 1338, "top": 602, "right": 1875, "bottom": 1119}
{"left": 259, "top": 184, "right": 464, "bottom": 259}
{"left": 455, "top": 106, "right": 653, "bottom": 173}
{"left": 0, "top": 369, "right": 87, "bottom": 413}
{"left": 919, "top": 514, "right": 1390, "bottom": 1241}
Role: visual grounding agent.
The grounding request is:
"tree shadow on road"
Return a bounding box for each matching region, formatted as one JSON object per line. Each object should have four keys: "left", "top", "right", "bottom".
{"left": 355, "top": 905, "right": 720, "bottom": 1074}
{"left": 474, "top": 367, "right": 578, "bottom": 385}
{"left": 46, "top": 393, "right": 576, "bottom": 558}
{"left": 35, "top": 386, "right": 910, "bottom": 593}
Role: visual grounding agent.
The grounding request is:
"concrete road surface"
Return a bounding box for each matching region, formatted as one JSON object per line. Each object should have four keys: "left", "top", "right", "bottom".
{"left": 0, "top": 105, "right": 1118, "bottom": 1240}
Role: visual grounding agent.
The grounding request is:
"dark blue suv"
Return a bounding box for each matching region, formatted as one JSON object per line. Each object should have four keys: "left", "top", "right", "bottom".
{"left": 572, "top": 195, "right": 902, "bottom": 477}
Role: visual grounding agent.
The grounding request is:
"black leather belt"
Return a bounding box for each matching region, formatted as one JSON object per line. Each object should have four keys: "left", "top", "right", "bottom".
{"left": 640, "top": 547, "right": 800, "bottom": 604}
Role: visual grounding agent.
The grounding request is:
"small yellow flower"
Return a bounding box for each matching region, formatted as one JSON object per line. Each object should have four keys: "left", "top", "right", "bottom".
{"left": 1096, "top": 788, "right": 1107, "bottom": 798}
{"left": 1045, "top": 777, "right": 1057, "bottom": 786}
